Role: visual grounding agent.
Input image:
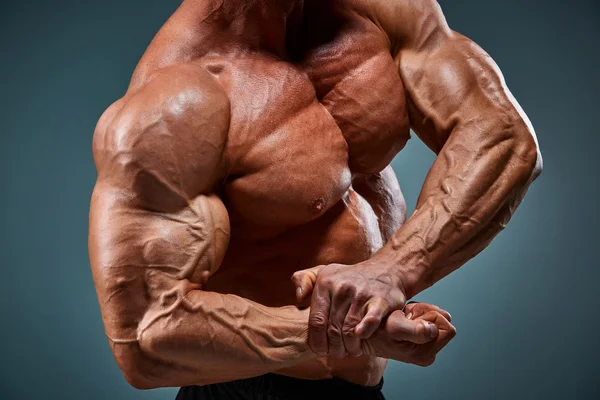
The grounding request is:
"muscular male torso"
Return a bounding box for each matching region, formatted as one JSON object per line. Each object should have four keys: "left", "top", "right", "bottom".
{"left": 91, "top": 0, "right": 541, "bottom": 391}
{"left": 100, "top": 0, "right": 410, "bottom": 385}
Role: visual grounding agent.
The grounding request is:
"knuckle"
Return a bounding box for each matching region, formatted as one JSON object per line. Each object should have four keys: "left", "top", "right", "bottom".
{"left": 319, "top": 276, "right": 334, "bottom": 288}
{"left": 309, "top": 314, "right": 327, "bottom": 331}
{"left": 448, "top": 326, "right": 457, "bottom": 338}
{"left": 342, "top": 323, "right": 356, "bottom": 337}
{"left": 363, "top": 314, "right": 382, "bottom": 326}
{"left": 334, "top": 282, "right": 355, "bottom": 296}
{"left": 371, "top": 297, "right": 389, "bottom": 312}
{"left": 345, "top": 313, "right": 361, "bottom": 326}
{"left": 414, "top": 321, "right": 429, "bottom": 338}
{"left": 355, "top": 290, "right": 370, "bottom": 303}
{"left": 327, "top": 324, "right": 342, "bottom": 339}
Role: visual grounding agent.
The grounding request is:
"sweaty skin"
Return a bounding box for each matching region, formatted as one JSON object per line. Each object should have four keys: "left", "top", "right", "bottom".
{"left": 89, "top": 0, "right": 541, "bottom": 390}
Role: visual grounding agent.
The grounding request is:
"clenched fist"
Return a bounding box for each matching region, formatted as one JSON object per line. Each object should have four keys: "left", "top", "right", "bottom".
{"left": 292, "top": 263, "right": 456, "bottom": 365}
{"left": 362, "top": 302, "right": 457, "bottom": 366}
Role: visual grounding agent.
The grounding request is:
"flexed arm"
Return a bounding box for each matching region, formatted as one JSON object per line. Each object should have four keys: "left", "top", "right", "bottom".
{"left": 89, "top": 67, "right": 313, "bottom": 390}
{"left": 292, "top": 0, "right": 541, "bottom": 358}
{"left": 376, "top": 0, "right": 543, "bottom": 297}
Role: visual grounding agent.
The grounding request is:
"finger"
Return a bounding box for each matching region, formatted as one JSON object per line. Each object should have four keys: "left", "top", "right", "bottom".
{"left": 404, "top": 300, "right": 420, "bottom": 310}
{"left": 405, "top": 303, "right": 452, "bottom": 322}
{"left": 434, "top": 307, "right": 452, "bottom": 323}
{"left": 355, "top": 298, "right": 389, "bottom": 339}
{"left": 342, "top": 302, "right": 363, "bottom": 357}
{"left": 308, "top": 282, "right": 332, "bottom": 356}
{"left": 291, "top": 266, "right": 323, "bottom": 302}
{"left": 412, "top": 311, "right": 456, "bottom": 363}
{"left": 328, "top": 285, "right": 354, "bottom": 358}
{"left": 433, "top": 323, "right": 456, "bottom": 354}
{"left": 419, "top": 311, "right": 456, "bottom": 343}
{"left": 404, "top": 302, "right": 452, "bottom": 322}
{"left": 403, "top": 303, "right": 419, "bottom": 320}
{"left": 385, "top": 310, "right": 439, "bottom": 344}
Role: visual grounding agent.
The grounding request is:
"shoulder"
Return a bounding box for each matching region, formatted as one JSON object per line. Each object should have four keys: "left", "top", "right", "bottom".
{"left": 365, "top": 0, "right": 451, "bottom": 53}
{"left": 93, "top": 63, "right": 231, "bottom": 205}
{"left": 111, "top": 62, "right": 231, "bottom": 145}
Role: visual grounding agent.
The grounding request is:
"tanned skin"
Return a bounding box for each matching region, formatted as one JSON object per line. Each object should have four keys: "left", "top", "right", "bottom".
{"left": 89, "top": 0, "right": 542, "bottom": 390}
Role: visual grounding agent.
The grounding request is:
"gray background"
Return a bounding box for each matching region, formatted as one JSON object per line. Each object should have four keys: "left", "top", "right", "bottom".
{"left": 1, "top": 0, "right": 598, "bottom": 399}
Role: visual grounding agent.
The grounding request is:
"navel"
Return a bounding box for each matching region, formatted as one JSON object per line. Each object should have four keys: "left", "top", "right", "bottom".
{"left": 205, "top": 63, "right": 225, "bottom": 76}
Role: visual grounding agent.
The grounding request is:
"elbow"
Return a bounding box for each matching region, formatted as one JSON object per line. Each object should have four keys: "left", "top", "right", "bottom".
{"left": 111, "top": 341, "right": 165, "bottom": 390}
{"left": 531, "top": 148, "right": 543, "bottom": 181}
{"left": 116, "top": 322, "right": 206, "bottom": 390}
{"left": 509, "top": 120, "right": 543, "bottom": 183}
{"left": 122, "top": 367, "right": 156, "bottom": 391}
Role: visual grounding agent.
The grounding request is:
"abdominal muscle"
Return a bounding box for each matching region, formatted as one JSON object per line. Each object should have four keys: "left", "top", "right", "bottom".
{"left": 206, "top": 169, "right": 406, "bottom": 386}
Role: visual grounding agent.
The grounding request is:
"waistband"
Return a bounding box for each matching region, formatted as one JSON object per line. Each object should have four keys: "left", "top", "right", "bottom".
{"left": 200, "top": 373, "right": 384, "bottom": 399}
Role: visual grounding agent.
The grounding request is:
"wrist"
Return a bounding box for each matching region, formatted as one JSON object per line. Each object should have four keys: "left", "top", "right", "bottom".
{"left": 263, "top": 305, "right": 317, "bottom": 364}
{"left": 292, "top": 306, "right": 321, "bottom": 360}
{"left": 374, "top": 248, "right": 422, "bottom": 301}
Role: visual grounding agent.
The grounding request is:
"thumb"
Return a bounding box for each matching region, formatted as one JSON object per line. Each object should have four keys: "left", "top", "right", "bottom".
{"left": 291, "top": 265, "right": 325, "bottom": 302}
{"left": 385, "top": 310, "right": 439, "bottom": 344}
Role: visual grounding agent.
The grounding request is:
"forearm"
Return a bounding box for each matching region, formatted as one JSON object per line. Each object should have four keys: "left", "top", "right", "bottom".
{"left": 89, "top": 189, "right": 314, "bottom": 389}
{"left": 115, "top": 290, "right": 313, "bottom": 389}
{"left": 377, "top": 119, "right": 541, "bottom": 298}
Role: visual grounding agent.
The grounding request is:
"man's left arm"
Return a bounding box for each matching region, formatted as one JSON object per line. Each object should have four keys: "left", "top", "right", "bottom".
{"left": 379, "top": 0, "right": 542, "bottom": 299}
{"left": 292, "top": 0, "right": 542, "bottom": 357}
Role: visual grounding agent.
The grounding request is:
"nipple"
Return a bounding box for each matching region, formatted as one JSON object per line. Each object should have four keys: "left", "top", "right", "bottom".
{"left": 311, "top": 197, "right": 326, "bottom": 214}
{"left": 199, "top": 270, "right": 211, "bottom": 286}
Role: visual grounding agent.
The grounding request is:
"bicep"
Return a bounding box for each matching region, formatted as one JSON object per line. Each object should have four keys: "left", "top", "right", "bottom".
{"left": 89, "top": 183, "right": 231, "bottom": 342}
{"left": 89, "top": 67, "right": 232, "bottom": 341}
{"left": 392, "top": 10, "right": 542, "bottom": 213}
{"left": 381, "top": 0, "right": 540, "bottom": 156}
{"left": 398, "top": 32, "right": 531, "bottom": 153}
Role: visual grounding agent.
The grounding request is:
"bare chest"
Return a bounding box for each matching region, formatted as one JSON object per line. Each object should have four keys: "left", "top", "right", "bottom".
{"left": 204, "top": 24, "right": 409, "bottom": 235}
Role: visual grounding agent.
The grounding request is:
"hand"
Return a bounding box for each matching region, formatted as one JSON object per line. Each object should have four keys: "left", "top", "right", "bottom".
{"left": 362, "top": 303, "right": 457, "bottom": 366}
{"left": 291, "top": 260, "right": 407, "bottom": 358}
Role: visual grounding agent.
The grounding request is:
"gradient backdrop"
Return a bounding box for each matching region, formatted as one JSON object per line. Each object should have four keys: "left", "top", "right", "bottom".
{"left": 1, "top": 0, "right": 599, "bottom": 399}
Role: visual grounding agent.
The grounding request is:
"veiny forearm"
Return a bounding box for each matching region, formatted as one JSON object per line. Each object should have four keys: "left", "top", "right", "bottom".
{"left": 89, "top": 65, "right": 318, "bottom": 390}
{"left": 89, "top": 187, "right": 314, "bottom": 390}
{"left": 116, "top": 290, "right": 312, "bottom": 389}
{"left": 375, "top": 24, "right": 544, "bottom": 298}
{"left": 378, "top": 118, "right": 541, "bottom": 298}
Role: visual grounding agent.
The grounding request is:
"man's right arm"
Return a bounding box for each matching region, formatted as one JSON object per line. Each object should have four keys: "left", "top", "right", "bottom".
{"left": 89, "top": 66, "right": 314, "bottom": 390}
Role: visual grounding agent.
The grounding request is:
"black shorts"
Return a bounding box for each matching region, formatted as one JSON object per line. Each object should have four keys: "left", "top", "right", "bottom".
{"left": 176, "top": 373, "right": 386, "bottom": 400}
